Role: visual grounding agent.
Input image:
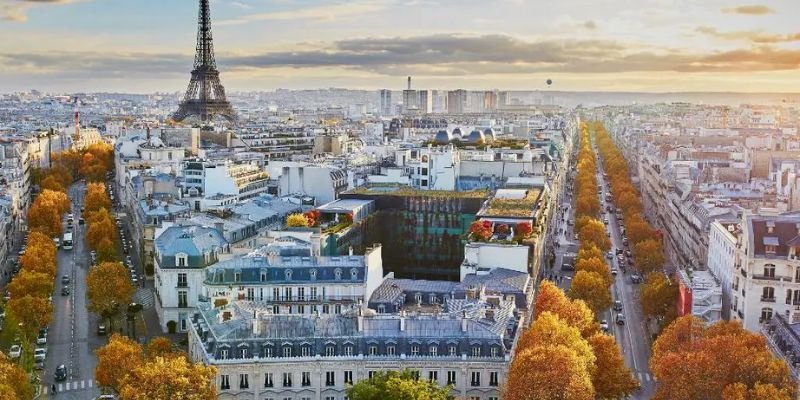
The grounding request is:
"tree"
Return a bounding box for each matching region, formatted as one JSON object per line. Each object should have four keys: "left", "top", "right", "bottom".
{"left": 85, "top": 182, "right": 112, "bottom": 214}
{"left": 0, "top": 353, "right": 33, "bottom": 400}
{"left": 575, "top": 257, "right": 612, "bottom": 287}
{"left": 517, "top": 312, "right": 595, "bottom": 373}
{"left": 286, "top": 213, "right": 310, "bottom": 228}
{"left": 578, "top": 219, "right": 611, "bottom": 251}
{"left": 504, "top": 345, "right": 594, "bottom": 400}
{"left": 27, "top": 202, "right": 61, "bottom": 237}
{"left": 87, "top": 262, "right": 135, "bottom": 331}
{"left": 634, "top": 239, "right": 664, "bottom": 273}
{"left": 7, "top": 295, "right": 52, "bottom": 339}
{"left": 569, "top": 271, "right": 612, "bottom": 316}
{"left": 640, "top": 272, "right": 678, "bottom": 320}
{"left": 534, "top": 280, "right": 598, "bottom": 338}
{"left": 146, "top": 337, "right": 180, "bottom": 360}
{"left": 8, "top": 270, "right": 54, "bottom": 299}
{"left": 95, "top": 238, "right": 118, "bottom": 263}
{"left": 96, "top": 334, "right": 144, "bottom": 393}
{"left": 118, "top": 356, "right": 217, "bottom": 400}
{"left": 86, "top": 208, "right": 117, "bottom": 252}
{"left": 41, "top": 175, "right": 65, "bottom": 193}
{"left": 577, "top": 244, "right": 604, "bottom": 263}
{"left": 19, "top": 240, "right": 57, "bottom": 277}
{"left": 723, "top": 383, "right": 795, "bottom": 400}
{"left": 346, "top": 369, "right": 451, "bottom": 400}
{"left": 588, "top": 334, "right": 639, "bottom": 399}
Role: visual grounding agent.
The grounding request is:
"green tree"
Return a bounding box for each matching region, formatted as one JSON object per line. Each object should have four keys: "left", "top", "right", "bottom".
{"left": 347, "top": 370, "right": 451, "bottom": 400}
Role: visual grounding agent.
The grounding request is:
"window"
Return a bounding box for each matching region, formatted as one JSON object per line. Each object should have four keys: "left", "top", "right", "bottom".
{"left": 220, "top": 349, "right": 228, "bottom": 359}
{"left": 762, "top": 287, "right": 776, "bottom": 302}
{"left": 178, "top": 291, "right": 188, "bottom": 308}
{"left": 177, "top": 254, "right": 187, "bottom": 267}
{"left": 429, "top": 345, "right": 438, "bottom": 356}
{"left": 240, "top": 347, "right": 248, "bottom": 358}
{"left": 323, "top": 304, "right": 330, "bottom": 314}
{"left": 411, "top": 345, "right": 419, "bottom": 356}
{"left": 283, "top": 287, "right": 292, "bottom": 301}
{"left": 302, "top": 372, "right": 311, "bottom": 387}
{"left": 326, "top": 371, "right": 335, "bottom": 386}
{"left": 234, "top": 272, "right": 241, "bottom": 282}
{"left": 263, "top": 346, "right": 273, "bottom": 357}
{"left": 285, "top": 269, "right": 292, "bottom": 281}
{"left": 283, "top": 346, "right": 292, "bottom": 358}
{"left": 761, "top": 307, "right": 774, "bottom": 322}
{"left": 310, "top": 269, "right": 317, "bottom": 280}
{"left": 764, "top": 264, "right": 776, "bottom": 278}
{"left": 344, "top": 370, "right": 353, "bottom": 385}
{"left": 411, "top": 371, "right": 420, "bottom": 381}
{"left": 429, "top": 371, "right": 438, "bottom": 383}
{"left": 260, "top": 271, "right": 267, "bottom": 282}
{"left": 264, "top": 373, "right": 274, "bottom": 388}
{"left": 414, "top": 293, "right": 423, "bottom": 304}
{"left": 489, "top": 372, "right": 498, "bottom": 386}
{"left": 344, "top": 344, "right": 353, "bottom": 356}
{"left": 489, "top": 397, "right": 499, "bottom": 400}
{"left": 282, "top": 372, "right": 293, "bottom": 387}
{"left": 335, "top": 304, "right": 342, "bottom": 314}
{"left": 387, "top": 345, "right": 396, "bottom": 356}
{"left": 471, "top": 371, "right": 481, "bottom": 387}
{"left": 220, "top": 375, "right": 230, "bottom": 390}
{"left": 449, "top": 345, "right": 457, "bottom": 356}
{"left": 351, "top": 268, "right": 358, "bottom": 280}
{"left": 298, "top": 287, "right": 305, "bottom": 301}
{"left": 447, "top": 371, "right": 456, "bottom": 385}
{"left": 422, "top": 167, "right": 428, "bottom": 175}
{"left": 325, "top": 397, "right": 336, "bottom": 400}
{"left": 335, "top": 268, "right": 342, "bottom": 280}
{"left": 472, "top": 346, "right": 481, "bottom": 357}
{"left": 246, "top": 288, "right": 254, "bottom": 301}
{"left": 421, "top": 179, "right": 428, "bottom": 187}
{"left": 272, "top": 305, "right": 280, "bottom": 314}
{"left": 491, "top": 346, "right": 499, "bottom": 358}
{"left": 368, "top": 371, "right": 377, "bottom": 379}
{"left": 368, "top": 345, "right": 377, "bottom": 356}
{"left": 301, "top": 345, "right": 311, "bottom": 357}
{"left": 177, "top": 273, "right": 187, "bottom": 287}
{"left": 239, "top": 374, "right": 249, "bottom": 389}
{"left": 272, "top": 287, "right": 280, "bottom": 301}
{"left": 298, "top": 305, "right": 305, "bottom": 314}
{"left": 377, "top": 305, "right": 385, "bottom": 313}
{"left": 310, "top": 287, "right": 318, "bottom": 300}
{"left": 326, "top": 345, "right": 336, "bottom": 356}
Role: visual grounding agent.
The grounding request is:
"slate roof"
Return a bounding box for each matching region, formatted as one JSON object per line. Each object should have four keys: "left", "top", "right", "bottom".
{"left": 155, "top": 225, "right": 228, "bottom": 268}
{"left": 747, "top": 214, "right": 800, "bottom": 257}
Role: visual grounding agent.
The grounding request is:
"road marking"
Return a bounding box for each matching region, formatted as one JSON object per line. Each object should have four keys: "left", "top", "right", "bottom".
{"left": 45, "top": 379, "right": 94, "bottom": 393}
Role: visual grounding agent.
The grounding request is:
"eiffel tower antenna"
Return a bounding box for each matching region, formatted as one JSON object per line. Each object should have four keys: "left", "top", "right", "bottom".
{"left": 172, "top": 0, "right": 236, "bottom": 124}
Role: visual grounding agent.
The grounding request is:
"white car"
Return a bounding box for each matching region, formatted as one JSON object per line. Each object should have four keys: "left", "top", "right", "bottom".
{"left": 34, "top": 347, "right": 47, "bottom": 362}
{"left": 8, "top": 345, "right": 21, "bottom": 359}
{"left": 600, "top": 320, "right": 609, "bottom": 332}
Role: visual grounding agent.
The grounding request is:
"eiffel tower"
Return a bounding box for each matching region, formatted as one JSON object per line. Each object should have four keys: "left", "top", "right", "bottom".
{"left": 172, "top": 0, "right": 236, "bottom": 123}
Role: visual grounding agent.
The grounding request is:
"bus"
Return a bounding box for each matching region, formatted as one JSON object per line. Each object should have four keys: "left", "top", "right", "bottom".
{"left": 62, "top": 232, "right": 73, "bottom": 251}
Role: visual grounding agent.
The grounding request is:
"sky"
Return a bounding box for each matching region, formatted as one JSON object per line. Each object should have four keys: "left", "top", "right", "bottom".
{"left": 0, "top": 0, "right": 799, "bottom": 93}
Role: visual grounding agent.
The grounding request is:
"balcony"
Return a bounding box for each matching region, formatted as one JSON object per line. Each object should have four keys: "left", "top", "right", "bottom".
{"left": 761, "top": 296, "right": 777, "bottom": 303}
{"left": 751, "top": 274, "right": 791, "bottom": 282}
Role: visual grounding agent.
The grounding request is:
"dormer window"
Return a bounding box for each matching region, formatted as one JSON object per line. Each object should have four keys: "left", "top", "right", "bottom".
{"left": 176, "top": 253, "right": 188, "bottom": 267}
{"left": 309, "top": 269, "right": 317, "bottom": 280}
{"left": 234, "top": 272, "right": 241, "bottom": 283}
{"left": 285, "top": 269, "right": 292, "bottom": 281}
{"left": 334, "top": 268, "right": 342, "bottom": 281}
{"left": 260, "top": 271, "right": 267, "bottom": 282}
{"left": 350, "top": 268, "right": 358, "bottom": 280}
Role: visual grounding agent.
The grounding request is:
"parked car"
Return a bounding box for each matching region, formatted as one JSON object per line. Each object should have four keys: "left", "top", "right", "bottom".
{"left": 613, "top": 300, "right": 623, "bottom": 311}
{"left": 78, "top": 218, "right": 85, "bottom": 225}
{"left": 61, "top": 275, "right": 70, "bottom": 284}
{"left": 37, "top": 331, "right": 47, "bottom": 345}
{"left": 631, "top": 273, "right": 643, "bottom": 284}
{"left": 34, "top": 347, "right": 47, "bottom": 362}
{"left": 8, "top": 345, "right": 21, "bottom": 359}
{"left": 606, "top": 252, "right": 613, "bottom": 260}
{"left": 55, "top": 364, "right": 67, "bottom": 381}
{"left": 97, "top": 324, "right": 107, "bottom": 336}
{"left": 61, "top": 286, "right": 70, "bottom": 296}
{"left": 600, "top": 320, "right": 609, "bottom": 332}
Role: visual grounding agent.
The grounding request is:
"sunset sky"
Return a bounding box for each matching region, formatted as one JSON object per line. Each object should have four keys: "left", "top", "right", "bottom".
{"left": 1, "top": 0, "right": 799, "bottom": 93}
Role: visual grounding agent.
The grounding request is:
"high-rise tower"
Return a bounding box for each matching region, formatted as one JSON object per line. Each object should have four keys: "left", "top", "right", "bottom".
{"left": 172, "top": 0, "right": 236, "bottom": 123}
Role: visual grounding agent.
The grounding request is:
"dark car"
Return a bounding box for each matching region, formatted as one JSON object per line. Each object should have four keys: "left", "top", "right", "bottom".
{"left": 61, "top": 275, "right": 70, "bottom": 284}
{"left": 613, "top": 300, "right": 623, "bottom": 311}
{"left": 561, "top": 263, "right": 574, "bottom": 271}
{"left": 631, "top": 273, "right": 643, "bottom": 284}
{"left": 55, "top": 364, "right": 67, "bottom": 381}
{"left": 61, "top": 286, "right": 70, "bottom": 296}
{"left": 78, "top": 218, "right": 85, "bottom": 225}
{"left": 97, "top": 324, "right": 107, "bottom": 336}
{"left": 616, "top": 313, "right": 626, "bottom": 325}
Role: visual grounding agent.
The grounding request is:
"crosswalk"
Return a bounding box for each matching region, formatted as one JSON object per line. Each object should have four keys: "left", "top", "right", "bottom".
{"left": 41, "top": 379, "right": 94, "bottom": 394}
{"left": 637, "top": 372, "right": 655, "bottom": 383}
{"left": 133, "top": 288, "right": 155, "bottom": 309}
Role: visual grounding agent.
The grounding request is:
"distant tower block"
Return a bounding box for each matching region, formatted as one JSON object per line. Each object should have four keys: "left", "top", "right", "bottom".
{"left": 172, "top": 0, "right": 236, "bottom": 123}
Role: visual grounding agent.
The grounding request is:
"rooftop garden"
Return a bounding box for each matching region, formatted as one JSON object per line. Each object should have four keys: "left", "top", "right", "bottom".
{"left": 347, "top": 185, "right": 488, "bottom": 199}
{"left": 482, "top": 188, "right": 541, "bottom": 217}
{"left": 467, "top": 220, "right": 534, "bottom": 244}
{"left": 421, "top": 138, "right": 529, "bottom": 150}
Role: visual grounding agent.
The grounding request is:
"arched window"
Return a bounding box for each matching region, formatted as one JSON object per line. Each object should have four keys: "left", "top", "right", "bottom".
{"left": 309, "top": 269, "right": 317, "bottom": 280}
{"left": 350, "top": 268, "right": 358, "bottom": 280}
{"left": 334, "top": 268, "right": 342, "bottom": 280}
{"left": 285, "top": 269, "right": 293, "bottom": 281}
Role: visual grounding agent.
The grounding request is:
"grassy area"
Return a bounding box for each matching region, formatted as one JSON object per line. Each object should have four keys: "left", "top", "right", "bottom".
{"left": 347, "top": 185, "right": 488, "bottom": 199}
{"left": 483, "top": 188, "right": 541, "bottom": 217}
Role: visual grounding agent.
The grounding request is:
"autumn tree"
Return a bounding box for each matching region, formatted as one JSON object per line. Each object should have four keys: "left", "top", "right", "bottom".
{"left": 96, "top": 334, "right": 144, "bottom": 393}
{"left": 578, "top": 219, "right": 611, "bottom": 251}
{"left": 27, "top": 202, "right": 61, "bottom": 237}
{"left": 534, "top": 281, "right": 599, "bottom": 338}
{"left": 588, "top": 333, "right": 639, "bottom": 399}
{"left": 118, "top": 356, "right": 217, "bottom": 400}
{"left": 86, "top": 208, "right": 117, "bottom": 252}
{"left": 640, "top": 272, "right": 678, "bottom": 320}
{"left": 504, "top": 345, "right": 594, "bottom": 400}
{"left": 722, "top": 382, "right": 795, "bottom": 400}
{"left": 346, "top": 369, "right": 450, "bottom": 400}
{"left": 19, "top": 239, "right": 57, "bottom": 277}
{"left": 569, "top": 271, "right": 612, "bottom": 315}
{"left": 87, "top": 262, "right": 135, "bottom": 330}
{"left": 85, "top": 182, "right": 112, "bottom": 214}
{"left": 146, "top": 337, "right": 180, "bottom": 360}
{"left": 577, "top": 243, "right": 605, "bottom": 262}
{"left": 41, "top": 175, "right": 65, "bottom": 193}
{"left": 286, "top": 213, "right": 310, "bottom": 228}
{"left": 0, "top": 353, "right": 33, "bottom": 400}
{"left": 634, "top": 239, "right": 665, "bottom": 273}
{"left": 518, "top": 312, "right": 595, "bottom": 372}
{"left": 7, "top": 295, "right": 52, "bottom": 339}
{"left": 8, "top": 270, "right": 54, "bottom": 299}
{"left": 575, "top": 256, "right": 613, "bottom": 287}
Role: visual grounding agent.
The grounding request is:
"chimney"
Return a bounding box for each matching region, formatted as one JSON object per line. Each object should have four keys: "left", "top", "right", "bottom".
{"left": 357, "top": 308, "right": 364, "bottom": 332}
{"left": 407, "top": 76, "right": 411, "bottom": 90}
{"left": 461, "top": 310, "right": 468, "bottom": 332}
{"left": 349, "top": 245, "right": 354, "bottom": 256}
{"left": 400, "top": 310, "right": 406, "bottom": 332}
{"left": 252, "top": 313, "right": 261, "bottom": 335}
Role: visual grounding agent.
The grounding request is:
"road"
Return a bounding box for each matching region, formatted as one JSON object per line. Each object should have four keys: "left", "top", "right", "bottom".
{"left": 42, "top": 181, "right": 102, "bottom": 398}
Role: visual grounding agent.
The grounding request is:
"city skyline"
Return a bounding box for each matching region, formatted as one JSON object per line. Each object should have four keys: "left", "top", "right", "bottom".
{"left": 0, "top": 0, "right": 799, "bottom": 93}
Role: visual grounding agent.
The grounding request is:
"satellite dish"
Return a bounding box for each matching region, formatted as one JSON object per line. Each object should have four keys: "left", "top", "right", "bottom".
{"left": 546, "top": 79, "right": 553, "bottom": 87}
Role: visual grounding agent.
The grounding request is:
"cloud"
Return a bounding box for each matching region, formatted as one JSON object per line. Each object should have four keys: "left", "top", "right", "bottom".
{"left": 218, "top": 1, "right": 386, "bottom": 26}
{"left": 1, "top": 0, "right": 88, "bottom": 22}
{"left": 229, "top": 1, "right": 252, "bottom": 10}
{"left": 696, "top": 26, "right": 800, "bottom": 43}
{"left": 2, "top": 34, "right": 800, "bottom": 81}
{"left": 583, "top": 20, "right": 598, "bottom": 30}
{"left": 721, "top": 5, "right": 774, "bottom": 15}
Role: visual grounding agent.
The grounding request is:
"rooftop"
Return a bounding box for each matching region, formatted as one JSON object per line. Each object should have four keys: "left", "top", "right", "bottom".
{"left": 481, "top": 188, "right": 542, "bottom": 218}
{"left": 346, "top": 184, "right": 488, "bottom": 199}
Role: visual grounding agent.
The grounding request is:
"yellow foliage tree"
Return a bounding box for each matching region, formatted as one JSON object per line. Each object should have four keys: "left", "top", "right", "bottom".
{"left": 588, "top": 333, "right": 639, "bottom": 399}
{"left": 578, "top": 219, "right": 611, "bottom": 252}
{"left": 287, "top": 213, "right": 310, "bottom": 227}
{"left": 87, "top": 262, "right": 135, "bottom": 330}
{"left": 118, "top": 356, "right": 217, "bottom": 400}
{"left": 96, "top": 334, "right": 144, "bottom": 393}
{"left": 569, "top": 271, "right": 612, "bottom": 316}
{"left": 634, "top": 239, "right": 665, "bottom": 273}
{"left": 8, "top": 295, "right": 52, "bottom": 339}
{"left": 534, "top": 276, "right": 599, "bottom": 338}
{"left": 517, "top": 312, "right": 596, "bottom": 373}
{"left": 504, "top": 345, "right": 594, "bottom": 400}
{"left": 0, "top": 353, "right": 33, "bottom": 400}
{"left": 85, "top": 182, "right": 112, "bottom": 214}
{"left": 575, "top": 256, "right": 613, "bottom": 287}
{"left": 8, "top": 270, "right": 54, "bottom": 299}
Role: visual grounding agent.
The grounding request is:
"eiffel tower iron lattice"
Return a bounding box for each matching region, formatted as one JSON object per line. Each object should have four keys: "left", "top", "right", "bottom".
{"left": 172, "top": 0, "right": 236, "bottom": 123}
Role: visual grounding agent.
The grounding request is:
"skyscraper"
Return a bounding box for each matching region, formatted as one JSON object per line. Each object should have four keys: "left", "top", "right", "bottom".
{"left": 447, "top": 89, "right": 468, "bottom": 114}
{"left": 379, "top": 89, "right": 393, "bottom": 116}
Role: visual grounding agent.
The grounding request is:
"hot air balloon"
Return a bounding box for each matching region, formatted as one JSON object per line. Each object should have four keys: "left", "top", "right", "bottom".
{"left": 546, "top": 79, "right": 553, "bottom": 87}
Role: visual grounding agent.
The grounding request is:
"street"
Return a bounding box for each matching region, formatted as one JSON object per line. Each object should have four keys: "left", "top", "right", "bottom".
{"left": 549, "top": 162, "right": 656, "bottom": 399}
{"left": 42, "top": 181, "right": 101, "bottom": 398}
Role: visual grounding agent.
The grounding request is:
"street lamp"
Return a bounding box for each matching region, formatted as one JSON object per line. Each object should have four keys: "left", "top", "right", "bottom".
{"left": 126, "top": 302, "right": 143, "bottom": 339}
